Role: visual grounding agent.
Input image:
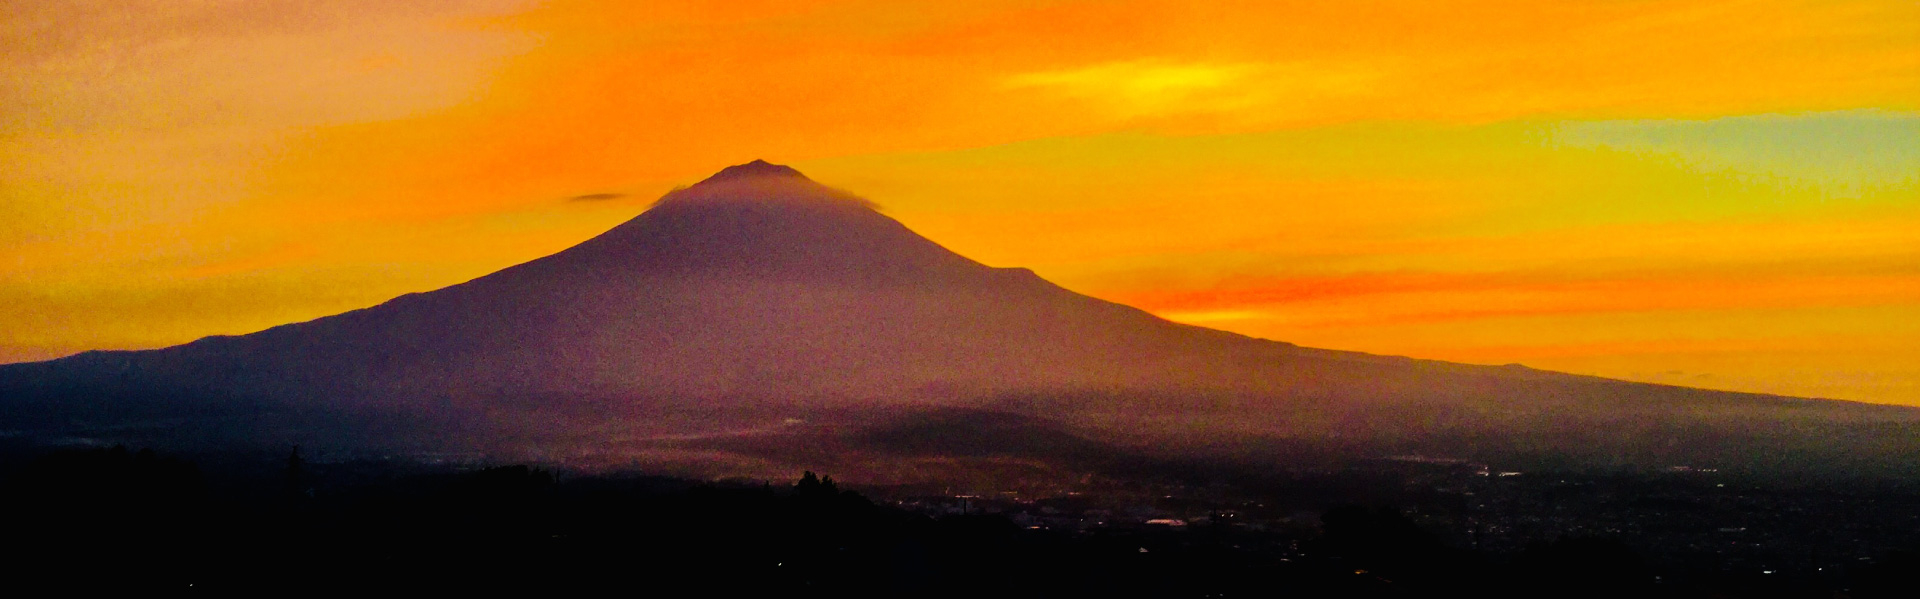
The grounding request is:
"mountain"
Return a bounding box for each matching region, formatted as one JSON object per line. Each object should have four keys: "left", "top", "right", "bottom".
{"left": 5, "top": 161, "right": 1919, "bottom": 480}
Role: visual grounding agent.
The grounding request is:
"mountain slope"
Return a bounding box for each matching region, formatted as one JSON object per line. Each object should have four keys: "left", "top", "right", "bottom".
{"left": 1, "top": 162, "right": 1432, "bottom": 407}
{"left": 4, "top": 161, "right": 1917, "bottom": 478}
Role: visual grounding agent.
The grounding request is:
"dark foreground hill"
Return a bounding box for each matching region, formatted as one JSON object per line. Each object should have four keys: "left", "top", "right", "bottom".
{"left": 9, "top": 446, "right": 1920, "bottom": 597}
{"left": 4, "top": 161, "right": 1918, "bottom": 482}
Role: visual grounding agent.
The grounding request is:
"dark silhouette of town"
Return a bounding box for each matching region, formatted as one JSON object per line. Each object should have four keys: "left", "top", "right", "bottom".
{"left": 6, "top": 443, "right": 1920, "bottom": 597}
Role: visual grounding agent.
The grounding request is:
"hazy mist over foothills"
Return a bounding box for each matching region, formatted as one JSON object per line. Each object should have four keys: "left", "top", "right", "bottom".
{"left": 4, "top": 1, "right": 1920, "bottom": 595}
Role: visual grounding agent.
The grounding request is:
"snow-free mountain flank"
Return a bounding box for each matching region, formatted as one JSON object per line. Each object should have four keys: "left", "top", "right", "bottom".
{"left": 4, "top": 161, "right": 1916, "bottom": 479}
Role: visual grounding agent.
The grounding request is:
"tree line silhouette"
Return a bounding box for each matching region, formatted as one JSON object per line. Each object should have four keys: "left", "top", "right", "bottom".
{"left": 2, "top": 446, "right": 1916, "bottom": 597}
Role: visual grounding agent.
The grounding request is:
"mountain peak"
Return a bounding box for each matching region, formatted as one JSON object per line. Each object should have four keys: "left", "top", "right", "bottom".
{"left": 559, "top": 159, "right": 952, "bottom": 279}
{"left": 698, "top": 160, "right": 808, "bottom": 185}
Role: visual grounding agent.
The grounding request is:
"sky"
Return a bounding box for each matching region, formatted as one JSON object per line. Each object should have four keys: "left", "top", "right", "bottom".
{"left": 3, "top": 0, "right": 1917, "bottom": 404}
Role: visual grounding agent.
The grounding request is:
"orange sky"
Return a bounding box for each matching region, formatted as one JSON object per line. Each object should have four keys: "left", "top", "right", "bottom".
{"left": 4, "top": 0, "right": 1918, "bottom": 403}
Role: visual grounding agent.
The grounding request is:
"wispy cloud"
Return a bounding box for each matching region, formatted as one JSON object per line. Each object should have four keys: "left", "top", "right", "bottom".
{"left": 568, "top": 192, "right": 626, "bottom": 202}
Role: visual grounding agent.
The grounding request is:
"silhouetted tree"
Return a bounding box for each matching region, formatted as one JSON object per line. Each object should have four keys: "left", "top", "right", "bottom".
{"left": 283, "top": 445, "right": 307, "bottom": 501}
{"left": 796, "top": 471, "right": 822, "bottom": 496}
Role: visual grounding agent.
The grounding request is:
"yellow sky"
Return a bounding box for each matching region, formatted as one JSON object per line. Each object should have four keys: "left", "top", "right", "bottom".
{"left": 4, "top": 0, "right": 1918, "bottom": 403}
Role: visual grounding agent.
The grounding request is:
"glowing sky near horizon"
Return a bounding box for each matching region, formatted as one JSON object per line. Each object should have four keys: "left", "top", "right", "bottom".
{"left": 4, "top": 0, "right": 1918, "bottom": 403}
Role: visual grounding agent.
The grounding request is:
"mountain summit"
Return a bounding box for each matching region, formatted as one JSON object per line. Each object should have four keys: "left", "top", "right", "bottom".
{"left": 698, "top": 159, "right": 809, "bottom": 184}
{"left": 5, "top": 162, "right": 1917, "bottom": 477}
{"left": 560, "top": 162, "right": 952, "bottom": 279}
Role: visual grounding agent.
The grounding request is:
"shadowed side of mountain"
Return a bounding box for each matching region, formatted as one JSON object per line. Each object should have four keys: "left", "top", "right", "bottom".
{"left": 5, "top": 161, "right": 1920, "bottom": 480}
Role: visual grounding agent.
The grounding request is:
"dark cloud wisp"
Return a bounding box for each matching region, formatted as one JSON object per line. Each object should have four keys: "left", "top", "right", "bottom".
{"left": 568, "top": 193, "right": 626, "bottom": 202}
